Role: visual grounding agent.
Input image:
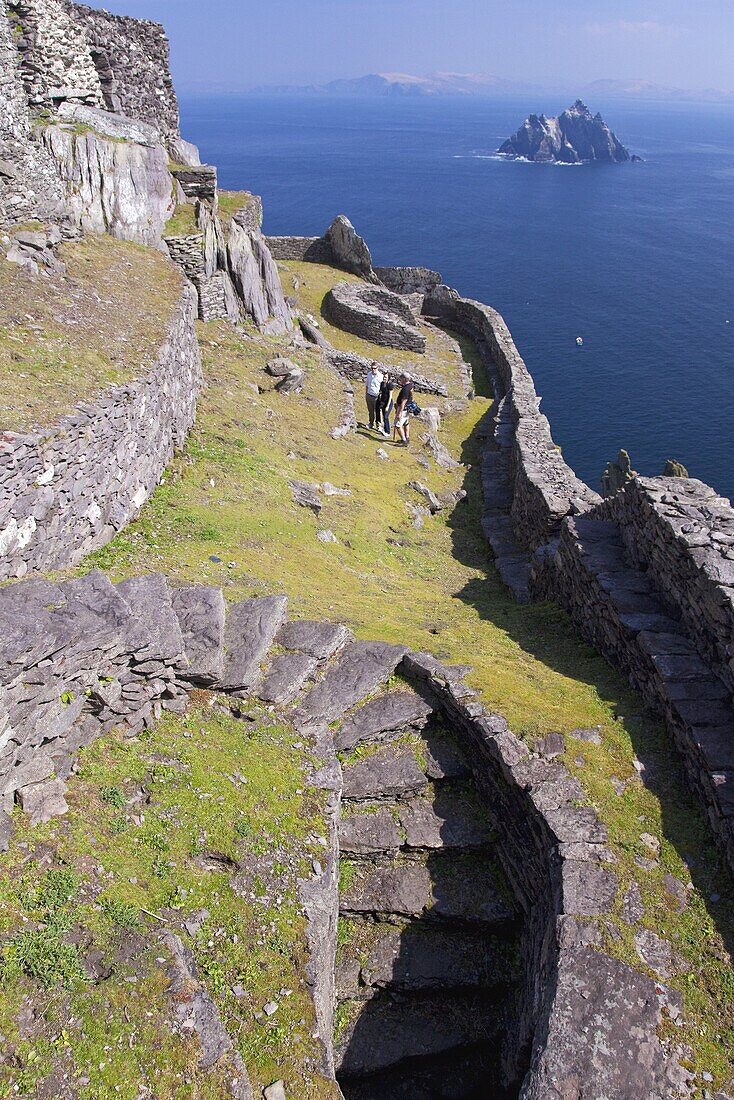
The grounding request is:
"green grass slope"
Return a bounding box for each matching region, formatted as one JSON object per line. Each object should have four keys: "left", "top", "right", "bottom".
{"left": 0, "top": 236, "right": 184, "bottom": 433}
{"left": 0, "top": 260, "right": 730, "bottom": 1094}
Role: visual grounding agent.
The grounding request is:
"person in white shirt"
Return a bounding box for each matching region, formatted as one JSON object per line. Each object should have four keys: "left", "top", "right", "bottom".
{"left": 364, "top": 362, "right": 383, "bottom": 431}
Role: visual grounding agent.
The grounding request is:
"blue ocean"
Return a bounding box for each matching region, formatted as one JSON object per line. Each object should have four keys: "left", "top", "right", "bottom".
{"left": 179, "top": 94, "right": 734, "bottom": 501}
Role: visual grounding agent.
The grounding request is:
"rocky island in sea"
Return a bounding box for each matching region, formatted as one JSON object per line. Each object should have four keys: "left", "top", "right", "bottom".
{"left": 498, "top": 99, "right": 639, "bottom": 163}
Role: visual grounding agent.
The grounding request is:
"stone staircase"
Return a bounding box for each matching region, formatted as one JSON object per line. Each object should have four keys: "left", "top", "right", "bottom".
{"left": 537, "top": 513, "right": 734, "bottom": 874}
{"left": 478, "top": 395, "right": 531, "bottom": 603}
{"left": 330, "top": 686, "right": 520, "bottom": 1099}
{"left": 0, "top": 570, "right": 370, "bottom": 838}
{"left": 0, "top": 568, "right": 697, "bottom": 1096}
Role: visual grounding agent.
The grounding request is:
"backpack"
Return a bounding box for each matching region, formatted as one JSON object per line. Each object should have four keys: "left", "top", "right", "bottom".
{"left": 407, "top": 398, "right": 422, "bottom": 416}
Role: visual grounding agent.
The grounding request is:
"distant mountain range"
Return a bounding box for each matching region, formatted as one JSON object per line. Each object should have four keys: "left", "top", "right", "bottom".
{"left": 237, "top": 72, "right": 734, "bottom": 103}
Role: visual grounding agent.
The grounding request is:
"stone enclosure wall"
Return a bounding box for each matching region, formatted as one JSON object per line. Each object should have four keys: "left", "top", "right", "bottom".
{"left": 420, "top": 280, "right": 734, "bottom": 882}
{"left": 602, "top": 476, "right": 734, "bottom": 696}
{"left": 267, "top": 235, "right": 335, "bottom": 264}
{"left": 6, "top": 0, "right": 179, "bottom": 138}
{"left": 64, "top": 1, "right": 180, "bottom": 139}
{"left": 325, "top": 281, "right": 426, "bottom": 353}
{"left": 0, "top": 573, "right": 691, "bottom": 1097}
{"left": 0, "top": 282, "right": 201, "bottom": 580}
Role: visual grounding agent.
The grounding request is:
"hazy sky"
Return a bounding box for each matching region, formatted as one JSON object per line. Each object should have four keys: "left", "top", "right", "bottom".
{"left": 89, "top": 0, "right": 734, "bottom": 92}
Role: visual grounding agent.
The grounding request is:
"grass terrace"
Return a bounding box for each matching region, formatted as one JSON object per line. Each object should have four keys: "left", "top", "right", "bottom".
{"left": 163, "top": 202, "right": 199, "bottom": 237}
{"left": 0, "top": 235, "right": 184, "bottom": 433}
{"left": 0, "top": 700, "right": 338, "bottom": 1099}
{"left": 15, "top": 256, "right": 728, "bottom": 1092}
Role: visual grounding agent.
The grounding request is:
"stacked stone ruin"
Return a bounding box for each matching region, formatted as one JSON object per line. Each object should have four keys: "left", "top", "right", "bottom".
{"left": 1, "top": 0, "right": 733, "bottom": 1095}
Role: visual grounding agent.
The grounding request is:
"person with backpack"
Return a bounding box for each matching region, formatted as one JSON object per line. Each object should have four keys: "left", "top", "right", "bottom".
{"left": 394, "top": 372, "right": 414, "bottom": 447}
{"left": 376, "top": 371, "right": 394, "bottom": 436}
{"left": 364, "top": 362, "right": 383, "bottom": 431}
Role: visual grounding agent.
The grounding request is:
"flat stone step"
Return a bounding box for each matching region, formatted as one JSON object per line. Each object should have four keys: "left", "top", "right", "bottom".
{"left": 339, "top": 1043, "right": 503, "bottom": 1100}
{"left": 276, "top": 619, "right": 353, "bottom": 660}
{"left": 340, "top": 807, "right": 402, "bottom": 857}
{"left": 170, "top": 585, "right": 226, "bottom": 685}
{"left": 335, "top": 690, "right": 434, "bottom": 751}
{"left": 219, "top": 595, "right": 288, "bottom": 691}
{"left": 398, "top": 787, "right": 494, "bottom": 850}
{"left": 256, "top": 651, "right": 317, "bottom": 705}
{"left": 422, "top": 729, "right": 471, "bottom": 780}
{"left": 293, "top": 641, "right": 408, "bottom": 730}
{"left": 335, "top": 993, "right": 502, "bottom": 1077}
{"left": 116, "top": 574, "right": 186, "bottom": 668}
{"left": 340, "top": 852, "right": 514, "bottom": 925}
{"left": 342, "top": 745, "right": 428, "bottom": 802}
{"left": 61, "top": 570, "right": 133, "bottom": 634}
{"left": 336, "top": 921, "right": 516, "bottom": 1000}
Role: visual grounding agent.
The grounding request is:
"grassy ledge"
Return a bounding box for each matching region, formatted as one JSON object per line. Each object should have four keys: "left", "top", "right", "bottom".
{"left": 0, "top": 698, "right": 337, "bottom": 1099}
{"left": 24, "top": 257, "right": 728, "bottom": 1090}
{"left": 0, "top": 236, "right": 184, "bottom": 433}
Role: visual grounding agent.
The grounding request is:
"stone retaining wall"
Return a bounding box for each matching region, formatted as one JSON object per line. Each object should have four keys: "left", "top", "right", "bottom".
{"left": 0, "top": 573, "right": 692, "bottom": 1096}
{"left": 266, "top": 235, "right": 335, "bottom": 263}
{"left": 601, "top": 476, "right": 734, "bottom": 696}
{"left": 403, "top": 653, "right": 688, "bottom": 1097}
{"left": 327, "top": 349, "right": 448, "bottom": 398}
{"left": 424, "top": 286, "right": 600, "bottom": 548}
{"left": 0, "top": 282, "right": 201, "bottom": 580}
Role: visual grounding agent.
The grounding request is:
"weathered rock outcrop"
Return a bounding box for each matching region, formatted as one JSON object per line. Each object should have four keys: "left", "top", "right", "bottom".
{"left": 498, "top": 100, "right": 636, "bottom": 163}
{"left": 165, "top": 192, "right": 293, "bottom": 331}
{"left": 325, "top": 214, "right": 376, "bottom": 281}
{"left": 42, "top": 119, "right": 174, "bottom": 245}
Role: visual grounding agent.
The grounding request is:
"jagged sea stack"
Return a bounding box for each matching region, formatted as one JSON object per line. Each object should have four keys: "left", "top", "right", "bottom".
{"left": 498, "top": 100, "right": 637, "bottom": 163}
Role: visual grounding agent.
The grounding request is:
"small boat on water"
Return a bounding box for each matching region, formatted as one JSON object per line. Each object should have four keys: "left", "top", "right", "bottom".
{"left": 576, "top": 336, "right": 584, "bottom": 346}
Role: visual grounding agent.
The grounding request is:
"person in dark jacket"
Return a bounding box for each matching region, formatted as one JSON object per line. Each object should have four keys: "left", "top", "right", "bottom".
{"left": 394, "top": 372, "right": 414, "bottom": 446}
{"left": 375, "top": 372, "right": 394, "bottom": 436}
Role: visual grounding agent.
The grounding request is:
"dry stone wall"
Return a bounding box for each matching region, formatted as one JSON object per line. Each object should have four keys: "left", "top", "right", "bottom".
{"left": 0, "top": 0, "right": 182, "bottom": 229}
{"left": 0, "top": 282, "right": 201, "bottom": 580}
{"left": 7, "top": 0, "right": 104, "bottom": 109}
{"left": 0, "top": 2, "right": 64, "bottom": 226}
{"left": 601, "top": 476, "right": 734, "bottom": 695}
{"left": 64, "top": 1, "right": 180, "bottom": 140}
{"left": 0, "top": 574, "right": 693, "bottom": 1096}
{"left": 325, "top": 281, "right": 426, "bottom": 353}
{"left": 424, "top": 285, "right": 600, "bottom": 548}
{"left": 267, "top": 235, "right": 335, "bottom": 263}
{"left": 420, "top": 280, "right": 734, "bottom": 887}
{"left": 533, "top": 494, "right": 734, "bottom": 878}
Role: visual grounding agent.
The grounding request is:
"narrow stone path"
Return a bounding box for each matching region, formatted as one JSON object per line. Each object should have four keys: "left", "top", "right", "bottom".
{"left": 331, "top": 689, "right": 520, "bottom": 1099}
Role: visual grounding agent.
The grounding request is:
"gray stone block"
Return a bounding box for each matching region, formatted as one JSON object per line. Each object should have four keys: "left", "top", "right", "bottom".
{"left": 170, "top": 585, "right": 226, "bottom": 685}
{"left": 220, "top": 595, "right": 288, "bottom": 691}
